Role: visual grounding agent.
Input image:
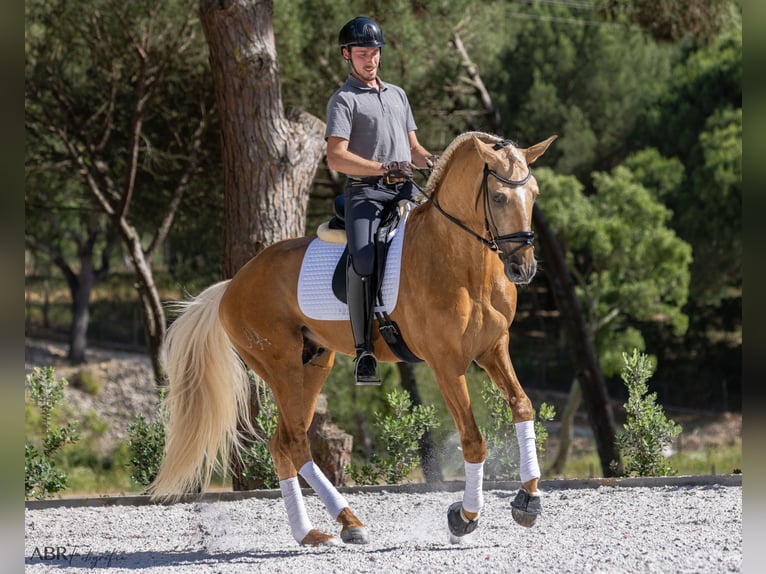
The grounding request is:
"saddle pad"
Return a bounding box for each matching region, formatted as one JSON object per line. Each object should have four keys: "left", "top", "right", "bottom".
{"left": 297, "top": 209, "right": 409, "bottom": 321}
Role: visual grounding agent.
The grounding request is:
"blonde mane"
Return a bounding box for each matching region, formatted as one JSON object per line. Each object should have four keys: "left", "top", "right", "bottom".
{"left": 424, "top": 131, "right": 504, "bottom": 196}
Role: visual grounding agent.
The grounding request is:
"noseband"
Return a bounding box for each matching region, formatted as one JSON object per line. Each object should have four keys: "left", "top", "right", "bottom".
{"left": 420, "top": 140, "right": 535, "bottom": 258}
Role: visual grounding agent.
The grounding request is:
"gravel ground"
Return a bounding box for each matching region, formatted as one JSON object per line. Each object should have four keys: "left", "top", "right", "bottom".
{"left": 25, "top": 479, "right": 742, "bottom": 573}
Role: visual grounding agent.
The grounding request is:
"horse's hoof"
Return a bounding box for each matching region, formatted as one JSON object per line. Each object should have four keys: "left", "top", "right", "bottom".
{"left": 300, "top": 529, "right": 340, "bottom": 547}
{"left": 447, "top": 501, "right": 479, "bottom": 540}
{"left": 341, "top": 526, "right": 370, "bottom": 544}
{"left": 511, "top": 488, "right": 542, "bottom": 528}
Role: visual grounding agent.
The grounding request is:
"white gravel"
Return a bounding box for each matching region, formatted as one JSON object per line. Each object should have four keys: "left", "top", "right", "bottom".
{"left": 25, "top": 480, "right": 742, "bottom": 573}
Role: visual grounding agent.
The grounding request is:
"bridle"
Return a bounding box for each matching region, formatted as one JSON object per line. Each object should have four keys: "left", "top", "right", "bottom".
{"left": 418, "top": 141, "right": 535, "bottom": 258}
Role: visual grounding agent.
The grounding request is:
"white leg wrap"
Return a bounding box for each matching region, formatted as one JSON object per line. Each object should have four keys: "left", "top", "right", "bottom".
{"left": 279, "top": 477, "right": 313, "bottom": 543}
{"left": 462, "top": 461, "right": 485, "bottom": 514}
{"left": 516, "top": 420, "right": 541, "bottom": 483}
{"left": 299, "top": 461, "right": 349, "bottom": 519}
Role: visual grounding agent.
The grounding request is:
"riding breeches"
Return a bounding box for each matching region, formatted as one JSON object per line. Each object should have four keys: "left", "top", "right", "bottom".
{"left": 344, "top": 179, "right": 416, "bottom": 276}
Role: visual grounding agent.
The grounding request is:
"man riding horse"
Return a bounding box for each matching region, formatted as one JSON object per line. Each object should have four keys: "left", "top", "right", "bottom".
{"left": 325, "top": 16, "right": 438, "bottom": 385}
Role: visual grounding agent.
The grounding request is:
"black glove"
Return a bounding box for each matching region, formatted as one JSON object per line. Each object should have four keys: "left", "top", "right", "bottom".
{"left": 382, "top": 160, "right": 413, "bottom": 182}
{"left": 425, "top": 155, "right": 440, "bottom": 169}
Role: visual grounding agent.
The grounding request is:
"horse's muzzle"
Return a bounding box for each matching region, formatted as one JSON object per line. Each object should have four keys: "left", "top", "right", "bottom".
{"left": 503, "top": 255, "right": 537, "bottom": 285}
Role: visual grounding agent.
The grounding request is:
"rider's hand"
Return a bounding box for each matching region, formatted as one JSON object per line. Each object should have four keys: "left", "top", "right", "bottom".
{"left": 382, "top": 161, "right": 413, "bottom": 182}
{"left": 425, "top": 155, "right": 440, "bottom": 169}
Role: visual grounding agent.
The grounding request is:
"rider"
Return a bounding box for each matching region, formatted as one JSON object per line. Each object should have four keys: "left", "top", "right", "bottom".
{"left": 325, "top": 16, "right": 438, "bottom": 386}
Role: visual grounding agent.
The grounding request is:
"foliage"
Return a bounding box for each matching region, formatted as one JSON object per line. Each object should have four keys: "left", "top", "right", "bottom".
{"left": 594, "top": 0, "right": 737, "bottom": 44}
{"left": 537, "top": 163, "right": 692, "bottom": 376}
{"left": 479, "top": 380, "right": 555, "bottom": 481}
{"left": 610, "top": 350, "right": 682, "bottom": 477}
{"left": 25, "top": 367, "right": 80, "bottom": 499}
{"left": 239, "top": 384, "right": 280, "bottom": 490}
{"left": 127, "top": 407, "right": 166, "bottom": 488}
{"left": 486, "top": 0, "right": 676, "bottom": 181}
{"left": 346, "top": 389, "right": 439, "bottom": 485}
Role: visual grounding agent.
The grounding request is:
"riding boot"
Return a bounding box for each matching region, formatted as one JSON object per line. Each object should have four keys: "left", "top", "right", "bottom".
{"left": 347, "top": 263, "right": 381, "bottom": 386}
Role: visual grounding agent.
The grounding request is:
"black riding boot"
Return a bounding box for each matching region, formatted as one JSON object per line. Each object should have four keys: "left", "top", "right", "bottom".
{"left": 347, "top": 263, "right": 381, "bottom": 386}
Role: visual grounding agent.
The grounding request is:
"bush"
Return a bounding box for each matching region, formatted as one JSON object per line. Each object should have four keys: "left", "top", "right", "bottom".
{"left": 479, "top": 380, "right": 555, "bottom": 481}
{"left": 611, "top": 350, "right": 682, "bottom": 477}
{"left": 25, "top": 367, "right": 80, "bottom": 499}
{"left": 346, "top": 389, "right": 439, "bottom": 485}
{"left": 127, "top": 412, "right": 166, "bottom": 488}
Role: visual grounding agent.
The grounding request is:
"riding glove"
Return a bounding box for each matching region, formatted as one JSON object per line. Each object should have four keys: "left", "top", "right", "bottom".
{"left": 382, "top": 161, "right": 413, "bottom": 182}
{"left": 425, "top": 155, "right": 440, "bottom": 169}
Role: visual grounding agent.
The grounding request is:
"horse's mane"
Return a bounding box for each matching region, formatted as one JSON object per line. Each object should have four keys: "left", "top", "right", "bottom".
{"left": 425, "top": 131, "right": 505, "bottom": 196}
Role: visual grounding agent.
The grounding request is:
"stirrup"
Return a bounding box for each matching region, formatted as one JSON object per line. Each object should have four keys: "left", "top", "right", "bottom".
{"left": 354, "top": 351, "right": 381, "bottom": 386}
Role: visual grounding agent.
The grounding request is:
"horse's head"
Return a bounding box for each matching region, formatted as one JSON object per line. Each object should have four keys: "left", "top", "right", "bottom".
{"left": 471, "top": 135, "right": 557, "bottom": 284}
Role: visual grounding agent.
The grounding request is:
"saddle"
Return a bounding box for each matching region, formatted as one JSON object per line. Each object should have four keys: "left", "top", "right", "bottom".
{"left": 316, "top": 195, "right": 422, "bottom": 363}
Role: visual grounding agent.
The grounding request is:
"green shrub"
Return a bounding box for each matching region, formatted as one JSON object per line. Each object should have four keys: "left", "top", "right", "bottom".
{"left": 127, "top": 414, "right": 165, "bottom": 487}
{"left": 126, "top": 389, "right": 166, "bottom": 487}
{"left": 611, "top": 350, "right": 682, "bottom": 477}
{"left": 25, "top": 367, "right": 80, "bottom": 499}
{"left": 479, "top": 380, "right": 555, "bottom": 480}
{"left": 346, "top": 389, "right": 439, "bottom": 485}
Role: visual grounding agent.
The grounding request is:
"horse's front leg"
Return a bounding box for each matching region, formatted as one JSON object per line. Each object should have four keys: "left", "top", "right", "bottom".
{"left": 430, "top": 367, "right": 488, "bottom": 542}
{"left": 476, "top": 335, "right": 543, "bottom": 527}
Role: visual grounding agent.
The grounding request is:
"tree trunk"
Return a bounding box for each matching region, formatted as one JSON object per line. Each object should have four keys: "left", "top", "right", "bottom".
{"left": 199, "top": 0, "right": 325, "bottom": 275}
{"left": 533, "top": 205, "right": 622, "bottom": 476}
{"left": 199, "top": 0, "right": 327, "bottom": 491}
{"left": 397, "top": 362, "right": 444, "bottom": 483}
{"left": 548, "top": 377, "right": 583, "bottom": 475}
{"left": 119, "top": 222, "right": 167, "bottom": 383}
{"left": 67, "top": 267, "right": 95, "bottom": 365}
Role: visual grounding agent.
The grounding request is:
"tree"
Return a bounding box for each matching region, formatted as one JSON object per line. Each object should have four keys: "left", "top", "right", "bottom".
{"left": 199, "top": 0, "right": 326, "bottom": 276}
{"left": 25, "top": 0, "right": 215, "bottom": 377}
{"left": 483, "top": 0, "right": 676, "bottom": 182}
{"left": 594, "top": 0, "right": 736, "bottom": 44}
{"left": 537, "top": 161, "right": 691, "bottom": 473}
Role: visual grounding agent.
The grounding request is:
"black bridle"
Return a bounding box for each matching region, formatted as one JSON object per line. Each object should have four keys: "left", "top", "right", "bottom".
{"left": 418, "top": 141, "right": 535, "bottom": 257}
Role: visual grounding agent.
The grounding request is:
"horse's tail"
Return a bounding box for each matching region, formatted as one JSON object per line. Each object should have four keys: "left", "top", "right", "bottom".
{"left": 148, "top": 280, "right": 252, "bottom": 500}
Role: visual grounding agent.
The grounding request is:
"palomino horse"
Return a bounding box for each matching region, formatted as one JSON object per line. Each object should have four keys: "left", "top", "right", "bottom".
{"left": 149, "top": 131, "right": 557, "bottom": 546}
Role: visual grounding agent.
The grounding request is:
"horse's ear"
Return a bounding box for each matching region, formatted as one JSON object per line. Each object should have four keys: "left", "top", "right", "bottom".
{"left": 524, "top": 135, "right": 558, "bottom": 165}
{"left": 470, "top": 135, "right": 501, "bottom": 166}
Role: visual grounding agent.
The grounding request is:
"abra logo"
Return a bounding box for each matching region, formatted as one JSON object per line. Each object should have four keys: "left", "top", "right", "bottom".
{"left": 29, "top": 545, "right": 122, "bottom": 567}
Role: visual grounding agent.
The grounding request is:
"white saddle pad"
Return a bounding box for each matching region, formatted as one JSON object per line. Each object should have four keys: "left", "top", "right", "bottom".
{"left": 297, "top": 205, "right": 411, "bottom": 321}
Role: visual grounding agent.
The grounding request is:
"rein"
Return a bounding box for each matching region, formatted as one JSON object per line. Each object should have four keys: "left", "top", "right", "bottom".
{"left": 417, "top": 141, "right": 535, "bottom": 257}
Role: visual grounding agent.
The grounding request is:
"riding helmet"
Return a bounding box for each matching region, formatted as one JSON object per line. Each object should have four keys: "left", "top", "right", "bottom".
{"left": 338, "top": 17, "right": 385, "bottom": 53}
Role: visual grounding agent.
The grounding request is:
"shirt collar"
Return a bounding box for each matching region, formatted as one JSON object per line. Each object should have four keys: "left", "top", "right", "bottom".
{"left": 345, "top": 74, "right": 388, "bottom": 92}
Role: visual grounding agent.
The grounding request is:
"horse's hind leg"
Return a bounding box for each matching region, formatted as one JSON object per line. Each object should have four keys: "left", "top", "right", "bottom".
{"left": 476, "top": 335, "right": 542, "bottom": 527}
{"left": 296, "top": 344, "right": 369, "bottom": 545}
{"left": 260, "top": 341, "right": 368, "bottom": 546}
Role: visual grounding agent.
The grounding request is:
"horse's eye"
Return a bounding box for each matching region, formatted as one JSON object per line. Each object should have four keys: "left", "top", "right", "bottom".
{"left": 493, "top": 193, "right": 507, "bottom": 205}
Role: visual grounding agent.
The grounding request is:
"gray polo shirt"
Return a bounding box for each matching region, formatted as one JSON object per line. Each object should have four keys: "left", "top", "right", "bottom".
{"left": 325, "top": 75, "right": 417, "bottom": 178}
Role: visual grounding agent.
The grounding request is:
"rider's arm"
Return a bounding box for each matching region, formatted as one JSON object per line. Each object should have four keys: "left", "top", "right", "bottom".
{"left": 326, "top": 137, "right": 386, "bottom": 177}
{"left": 408, "top": 131, "right": 433, "bottom": 169}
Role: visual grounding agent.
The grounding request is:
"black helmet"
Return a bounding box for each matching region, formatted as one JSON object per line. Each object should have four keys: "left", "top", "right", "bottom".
{"left": 338, "top": 17, "right": 385, "bottom": 52}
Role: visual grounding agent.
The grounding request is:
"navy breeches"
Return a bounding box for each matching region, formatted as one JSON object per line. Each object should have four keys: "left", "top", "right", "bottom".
{"left": 344, "top": 179, "right": 415, "bottom": 276}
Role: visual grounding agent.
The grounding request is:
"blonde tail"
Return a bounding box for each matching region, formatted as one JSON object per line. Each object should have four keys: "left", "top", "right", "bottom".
{"left": 148, "top": 280, "right": 252, "bottom": 500}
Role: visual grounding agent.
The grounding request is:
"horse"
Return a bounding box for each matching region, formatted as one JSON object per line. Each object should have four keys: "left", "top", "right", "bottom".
{"left": 149, "top": 131, "right": 557, "bottom": 546}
